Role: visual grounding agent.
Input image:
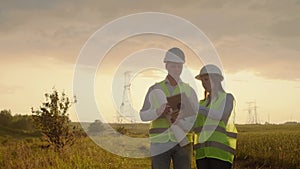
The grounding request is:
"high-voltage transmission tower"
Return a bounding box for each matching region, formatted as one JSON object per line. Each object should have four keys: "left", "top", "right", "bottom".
{"left": 246, "top": 101, "right": 259, "bottom": 124}
{"left": 119, "top": 71, "right": 137, "bottom": 123}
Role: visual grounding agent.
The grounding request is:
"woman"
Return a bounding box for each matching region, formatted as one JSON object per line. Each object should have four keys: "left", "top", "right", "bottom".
{"left": 193, "top": 64, "right": 237, "bottom": 169}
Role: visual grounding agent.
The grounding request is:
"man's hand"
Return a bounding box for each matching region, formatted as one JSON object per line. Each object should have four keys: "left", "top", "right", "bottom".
{"left": 170, "top": 110, "right": 179, "bottom": 123}
{"left": 156, "top": 103, "right": 171, "bottom": 117}
{"left": 171, "top": 110, "right": 186, "bottom": 124}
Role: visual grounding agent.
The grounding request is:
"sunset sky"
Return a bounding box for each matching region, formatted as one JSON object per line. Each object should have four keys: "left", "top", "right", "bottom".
{"left": 1, "top": 0, "right": 299, "bottom": 124}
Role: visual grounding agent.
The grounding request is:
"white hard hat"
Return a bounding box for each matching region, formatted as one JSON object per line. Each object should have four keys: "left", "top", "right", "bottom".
{"left": 163, "top": 47, "right": 185, "bottom": 63}
{"left": 195, "top": 64, "right": 223, "bottom": 80}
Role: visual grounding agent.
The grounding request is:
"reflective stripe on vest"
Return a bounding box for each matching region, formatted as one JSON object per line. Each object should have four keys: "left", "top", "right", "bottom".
{"left": 194, "top": 141, "right": 235, "bottom": 155}
{"left": 193, "top": 125, "right": 237, "bottom": 139}
{"left": 194, "top": 92, "right": 237, "bottom": 163}
{"left": 149, "top": 80, "right": 192, "bottom": 143}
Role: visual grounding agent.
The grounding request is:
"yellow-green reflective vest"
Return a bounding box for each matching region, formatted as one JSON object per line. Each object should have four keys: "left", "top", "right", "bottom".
{"left": 149, "top": 80, "right": 193, "bottom": 143}
{"left": 194, "top": 92, "right": 237, "bottom": 163}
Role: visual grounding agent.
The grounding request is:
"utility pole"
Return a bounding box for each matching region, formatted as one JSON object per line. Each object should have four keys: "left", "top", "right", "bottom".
{"left": 119, "top": 71, "right": 137, "bottom": 123}
{"left": 246, "top": 101, "right": 259, "bottom": 124}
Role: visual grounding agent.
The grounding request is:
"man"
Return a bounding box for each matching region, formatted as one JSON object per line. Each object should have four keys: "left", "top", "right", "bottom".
{"left": 140, "top": 47, "right": 198, "bottom": 169}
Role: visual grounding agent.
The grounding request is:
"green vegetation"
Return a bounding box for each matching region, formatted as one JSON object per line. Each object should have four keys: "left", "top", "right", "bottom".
{"left": 31, "top": 90, "right": 76, "bottom": 150}
{"left": 0, "top": 110, "right": 39, "bottom": 141}
{"left": 0, "top": 137, "right": 150, "bottom": 169}
{"left": 0, "top": 115, "right": 299, "bottom": 169}
{"left": 0, "top": 110, "right": 34, "bottom": 132}
{"left": 235, "top": 124, "right": 300, "bottom": 169}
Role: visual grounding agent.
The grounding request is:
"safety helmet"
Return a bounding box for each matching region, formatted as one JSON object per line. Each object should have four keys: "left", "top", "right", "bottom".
{"left": 195, "top": 64, "right": 224, "bottom": 80}
{"left": 163, "top": 47, "right": 185, "bottom": 64}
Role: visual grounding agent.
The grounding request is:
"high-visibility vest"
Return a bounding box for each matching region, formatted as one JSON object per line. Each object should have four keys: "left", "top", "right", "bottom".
{"left": 149, "top": 80, "right": 193, "bottom": 143}
{"left": 193, "top": 92, "right": 237, "bottom": 163}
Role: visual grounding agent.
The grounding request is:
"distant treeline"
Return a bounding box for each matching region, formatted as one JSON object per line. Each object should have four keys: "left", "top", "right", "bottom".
{"left": 0, "top": 109, "right": 34, "bottom": 131}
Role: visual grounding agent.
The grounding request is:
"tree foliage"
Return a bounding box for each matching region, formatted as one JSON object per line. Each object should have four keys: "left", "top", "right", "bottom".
{"left": 32, "top": 89, "right": 75, "bottom": 150}
{"left": 0, "top": 110, "right": 34, "bottom": 130}
{"left": 11, "top": 114, "right": 34, "bottom": 130}
{"left": 0, "top": 110, "right": 13, "bottom": 127}
{"left": 88, "top": 120, "right": 104, "bottom": 134}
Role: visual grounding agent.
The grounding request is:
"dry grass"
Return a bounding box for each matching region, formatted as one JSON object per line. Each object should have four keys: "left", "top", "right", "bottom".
{"left": 0, "top": 124, "right": 299, "bottom": 169}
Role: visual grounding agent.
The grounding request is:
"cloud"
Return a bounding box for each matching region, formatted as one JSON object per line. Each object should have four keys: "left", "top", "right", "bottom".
{"left": 215, "top": 35, "right": 300, "bottom": 80}
{"left": 0, "top": 0, "right": 299, "bottom": 81}
{"left": 0, "top": 84, "right": 22, "bottom": 95}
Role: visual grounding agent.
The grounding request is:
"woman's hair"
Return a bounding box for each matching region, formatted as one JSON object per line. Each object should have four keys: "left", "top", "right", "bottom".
{"left": 203, "top": 74, "right": 225, "bottom": 105}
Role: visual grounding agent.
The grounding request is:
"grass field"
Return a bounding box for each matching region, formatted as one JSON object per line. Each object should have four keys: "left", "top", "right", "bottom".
{"left": 0, "top": 124, "right": 299, "bottom": 169}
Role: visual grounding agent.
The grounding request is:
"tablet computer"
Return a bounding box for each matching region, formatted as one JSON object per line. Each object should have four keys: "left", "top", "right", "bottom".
{"left": 166, "top": 92, "right": 196, "bottom": 117}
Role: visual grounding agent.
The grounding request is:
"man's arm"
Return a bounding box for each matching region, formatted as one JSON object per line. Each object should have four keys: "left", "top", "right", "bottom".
{"left": 139, "top": 86, "right": 169, "bottom": 121}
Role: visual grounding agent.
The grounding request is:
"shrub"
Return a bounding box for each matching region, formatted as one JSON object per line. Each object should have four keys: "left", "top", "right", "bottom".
{"left": 32, "top": 89, "right": 75, "bottom": 150}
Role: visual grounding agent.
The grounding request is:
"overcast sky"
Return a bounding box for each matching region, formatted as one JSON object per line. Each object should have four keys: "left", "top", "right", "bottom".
{"left": 0, "top": 0, "right": 299, "bottom": 123}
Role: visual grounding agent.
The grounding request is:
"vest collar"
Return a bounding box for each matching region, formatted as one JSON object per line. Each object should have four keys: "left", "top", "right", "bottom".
{"left": 164, "top": 77, "right": 183, "bottom": 85}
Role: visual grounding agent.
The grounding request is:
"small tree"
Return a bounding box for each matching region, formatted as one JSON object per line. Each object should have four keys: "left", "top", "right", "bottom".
{"left": 32, "top": 89, "right": 75, "bottom": 150}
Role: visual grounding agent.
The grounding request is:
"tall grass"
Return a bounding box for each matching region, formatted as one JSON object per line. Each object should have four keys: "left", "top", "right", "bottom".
{"left": 0, "top": 124, "right": 299, "bottom": 169}
{"left": 0, "top": 138, "right": 150, "bottom": 169}
{"left": 235, "top": 124, "right": 300, "bottom": 169}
